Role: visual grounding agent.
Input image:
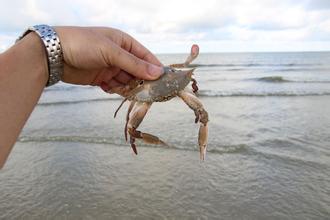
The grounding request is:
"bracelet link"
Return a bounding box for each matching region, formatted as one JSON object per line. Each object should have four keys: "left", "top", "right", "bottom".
{"left": 17, "top": 25, "right": 64, "bottom": 87}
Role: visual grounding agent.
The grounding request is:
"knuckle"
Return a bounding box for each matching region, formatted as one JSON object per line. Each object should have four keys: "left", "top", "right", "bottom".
{"left": 136, "top": 59, "right": 149, "bottom": 76}
{"left": 107, "top": 44, "right": 122, "bottom": 66}
{"left": 129, "top": 55, "right": 145, "bottom": 69}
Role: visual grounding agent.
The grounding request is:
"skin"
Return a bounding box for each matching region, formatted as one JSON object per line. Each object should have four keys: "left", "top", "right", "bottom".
{"left": 0, "top": 26, "right": 164, "bottom": 169}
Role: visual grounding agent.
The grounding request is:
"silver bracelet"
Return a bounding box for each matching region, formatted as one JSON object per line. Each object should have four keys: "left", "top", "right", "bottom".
{"left": 17, "top": 25, "right": 64, "bottom": 87}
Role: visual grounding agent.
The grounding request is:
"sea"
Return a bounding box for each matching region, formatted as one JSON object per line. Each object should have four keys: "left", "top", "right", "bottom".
{"left": 1, "top": 52, "right": 330, "bottom": 219}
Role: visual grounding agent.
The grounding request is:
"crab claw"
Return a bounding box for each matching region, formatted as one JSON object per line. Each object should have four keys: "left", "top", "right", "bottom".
{"left": 128, "top": 128, "right": 168, "bottom": 147}
{"left": 191, "top": 78, "right": 199, "bottom": 93}
{"left": 178, "top": 90, "right": 209, "bottom": 161}
{"left": 198, "top": 123, "right": 208, "bottom": 161}
{"left": 190, "top": 44, "right": 200, "bottom": 60}
{"left": 170, "top": 44, "right": 200, "bottom": 68}
{"left": 140, "top": 133, "right": 168, "bottom": 146}
{"left": 130, "top": 137, "right": 138, "bottom": 155}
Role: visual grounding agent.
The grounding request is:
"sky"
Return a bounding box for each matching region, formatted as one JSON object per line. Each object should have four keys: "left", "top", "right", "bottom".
{"left": 0, "top": 0, "right": 330, "bottom": 53}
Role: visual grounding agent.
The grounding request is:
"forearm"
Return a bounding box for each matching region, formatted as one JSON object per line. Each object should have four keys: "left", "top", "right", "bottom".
{"left": 0, "top": 33, "right": 48, "bottom": 168}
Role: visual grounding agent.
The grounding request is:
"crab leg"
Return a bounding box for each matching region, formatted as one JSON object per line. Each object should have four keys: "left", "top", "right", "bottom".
{"left": 170, "top": 44, "right": 200, "bottom": 68}
{"left": 114, "top": 98, "right": 128, "bottom": 118}
{"left": 126, "top": 102, "right": 167, "bottom": 154}
{"left": 127, "top": 101, "right": 149, "bottom": 154}
{"left": 178, "top": 90, "right": 209, "bottom": 161}
{"left": 125, "top": 101, "right": 136, "bottom": 142}
{"left": 191, "top": 78, "right": 199, "bottom": 93}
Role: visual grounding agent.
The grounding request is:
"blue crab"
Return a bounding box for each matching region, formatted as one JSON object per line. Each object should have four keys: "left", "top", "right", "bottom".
{"left": 112, "top": 45, "right": 209, "bottom": 160}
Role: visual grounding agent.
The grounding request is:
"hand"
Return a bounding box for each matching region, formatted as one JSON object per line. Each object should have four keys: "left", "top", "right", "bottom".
{"left": 0, "top": 26, "right": 164, "bottom": 168}
{"left": 54, "top": 26, "right": 163, "bottom": 91}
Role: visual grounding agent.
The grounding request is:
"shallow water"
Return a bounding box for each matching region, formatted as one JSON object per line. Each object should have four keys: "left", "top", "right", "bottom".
{"left": 1, "top": 52, "right": 330, "bottom": 219}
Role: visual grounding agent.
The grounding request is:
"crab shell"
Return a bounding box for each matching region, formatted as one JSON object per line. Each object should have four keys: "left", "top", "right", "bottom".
{"left": 127, "top": 67, "right": 195, "bottom": 103}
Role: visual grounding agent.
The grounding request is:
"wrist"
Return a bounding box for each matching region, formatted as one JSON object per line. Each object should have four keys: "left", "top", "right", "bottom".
{"left": 4, "top": 32, "right": 49, "bottom": 86}
{"left": 23, "top": 32, "right": 49, "bottom": 82}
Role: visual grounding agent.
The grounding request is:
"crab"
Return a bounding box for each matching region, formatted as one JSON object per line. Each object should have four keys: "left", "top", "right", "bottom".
{"left": 112, "top": 44, "right": 209, "bottom": 160}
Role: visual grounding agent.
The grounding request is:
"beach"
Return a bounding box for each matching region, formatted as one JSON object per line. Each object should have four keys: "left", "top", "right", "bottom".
{"left": 1, "top": 52, "right": 330, "bottom": 219}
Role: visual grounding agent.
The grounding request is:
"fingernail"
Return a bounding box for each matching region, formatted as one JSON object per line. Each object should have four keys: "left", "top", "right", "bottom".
{"left": 100, "top": 81, "right": 110, "bottom": 92}
{"left": 148, "top": 65, "right": 164, "bottom": 78}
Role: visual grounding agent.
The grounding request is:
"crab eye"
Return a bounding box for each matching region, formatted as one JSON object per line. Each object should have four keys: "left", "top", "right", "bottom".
{"left": 139, "top": 81, "right": 144, "bottom": 85}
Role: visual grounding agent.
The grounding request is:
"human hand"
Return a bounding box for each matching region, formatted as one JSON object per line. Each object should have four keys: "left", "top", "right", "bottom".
{"left": 54, "top": 26, "right": 163, "bottom": 91}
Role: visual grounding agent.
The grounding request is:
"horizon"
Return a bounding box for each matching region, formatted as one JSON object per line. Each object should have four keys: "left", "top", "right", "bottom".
{"left": 1, "top": 0, "right": 330, "bottom": 53}
{"left": 156, "top": 50, "right": 330, "bottom": 55}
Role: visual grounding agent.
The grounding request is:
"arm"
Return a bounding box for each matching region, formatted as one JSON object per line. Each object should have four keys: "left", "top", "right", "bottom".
{"left": 0, "top": 26, "right": 163, "bottom": 168}
{"left": 0, "top": 33, "right": 47, "bottom": 168}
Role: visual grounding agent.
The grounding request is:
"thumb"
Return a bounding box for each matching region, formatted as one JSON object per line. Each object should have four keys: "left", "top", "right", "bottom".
{"left": 105, "top": 41, "right": 163, "bottom": 80}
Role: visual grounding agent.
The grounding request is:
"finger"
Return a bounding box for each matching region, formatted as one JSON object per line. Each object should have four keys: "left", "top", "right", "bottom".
{"left": 105, "top": 41, "right": 164, "bottom": 80}
{"left": 115, "top": 71, "right": 134, "bottom": 84}
{"left": 96, "top": 27, "right": 162, "bottom": 66}
{"left": 123, "top": 33, "right": 162, "bottom": 66}
{"left": 100, "top": 81, "right": 110, "bottom": 92}
{"left": 108, "top": 79, "right": 124, "bottom": 89}
{"left": 91, "top": 67, "right": 118, "bottom": 86}
{"left": 100, "top": 79, "right": 124, "bottom": 93}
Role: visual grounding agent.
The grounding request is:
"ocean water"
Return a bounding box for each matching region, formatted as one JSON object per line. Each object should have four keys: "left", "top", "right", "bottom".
{"left": 1, "top": 52, "right": 330, "bottom": 219}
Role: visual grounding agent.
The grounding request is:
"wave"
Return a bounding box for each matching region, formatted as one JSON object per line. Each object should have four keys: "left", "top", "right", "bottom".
{"left": 253, "top": 76, "right": 330, "bottom": 83}
{"left": 208, "top": 144, "right": 248, "bottom": 154}
{"left": 188, "top": 63, "right": 320, "bottom": 68}
{"left": 37, "top": 97, "right": 123, "bottom": 106}
{"left": 249, "top": 147, "right": 330, "bottom": 168}
{"left": 201, "top": 67, "right": 326, "bottom": 72}
{"left": 257, "top": 76, "right": 290, "bottom": 83}
{"left": 37, "top": 90, "right": 330, "bottom": 106}
{"left": 273, "top": 68, "right": 327, "bottom": 72}
{"left": 18, "top": 135, "right": 328, "bottom": 165}
{"left": 197, "top": 90, "right": 330, "bottom": 97}
{"left": 18, "top": 135, "right": 247, "bottom": 155}
{"left": 44, "top": 84, "right": 97, "bottom": 92}
{"left": 202, "top": 76, "right": 330, "bottom": 84}
{"left": 225, "top": 68, "right": 246, "bottom": 71}
{"left": 18, "top": 135, "right": 123, "bottom": 145}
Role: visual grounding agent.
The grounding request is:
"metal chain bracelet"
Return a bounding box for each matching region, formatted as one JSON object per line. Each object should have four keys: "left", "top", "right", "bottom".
{"left": 16, "top": 25, "right": 64, "bottom": 87}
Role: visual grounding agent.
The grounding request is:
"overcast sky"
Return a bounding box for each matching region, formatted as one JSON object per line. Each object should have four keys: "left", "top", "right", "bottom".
{"left": 1, "top": 0, "right": 330, "bottom": 53}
